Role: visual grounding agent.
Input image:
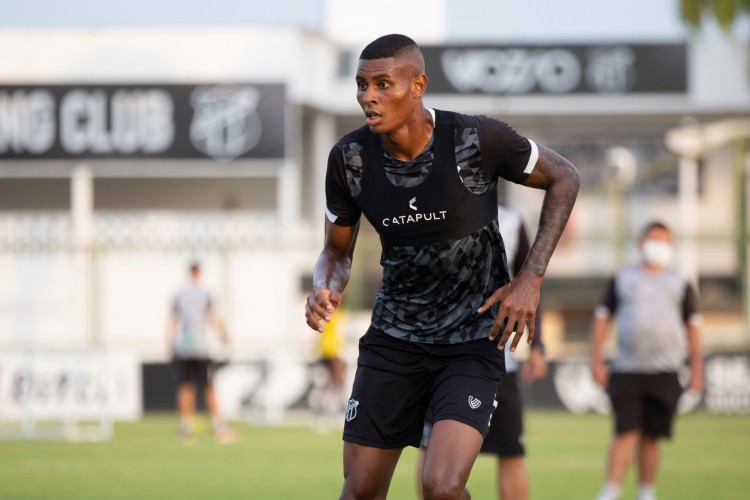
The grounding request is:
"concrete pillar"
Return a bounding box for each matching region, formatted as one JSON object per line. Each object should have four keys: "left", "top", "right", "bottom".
{"left": 278, "top": 104, "right": 302, "bottom": 245}
{"left": 70, "top": 164, "right": 97, "bottom": 347}
{"left": 71, "top": 165, "right": 93, "bottom": 247}
{"left": 677, "top": 155, "right": 700, "bottom": 288}
{"left": 311, "top": 112, "right": 336, "bottom": 237}
{"left": 741, "top": 144, "right": 750, "bottom": 339}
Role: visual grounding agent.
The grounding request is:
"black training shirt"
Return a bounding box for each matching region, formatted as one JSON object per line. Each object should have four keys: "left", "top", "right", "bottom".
{"left": 325, "top": 110, "right": 536, "bottom": 344}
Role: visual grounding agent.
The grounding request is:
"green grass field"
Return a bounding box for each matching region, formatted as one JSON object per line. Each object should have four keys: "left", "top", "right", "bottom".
{"left": 0, "top": 411, "right": 748, "bottom": 499}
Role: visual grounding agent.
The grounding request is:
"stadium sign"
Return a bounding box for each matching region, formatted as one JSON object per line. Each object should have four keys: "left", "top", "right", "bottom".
{"left": 0, "top": 83, "right": 286, "bottom": 160}
{"left": 0, "top": 351, "right": 141, "bottom": 421}
{"left": 549, "top": 355, "right": 750, "bottom": 415}
{"left": 421, "top": 43, "right": 686, "bottom": 95}
{"left": 704, "top": 354, "right": 750, "bottom": 414}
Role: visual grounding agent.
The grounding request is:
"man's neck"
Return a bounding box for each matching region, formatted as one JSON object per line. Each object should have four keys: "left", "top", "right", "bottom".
{"left": 642, "top": 262, "right": 665, "bottom": 274}
{"left": 381, "top": 107, "right": 434, "bottom": 161}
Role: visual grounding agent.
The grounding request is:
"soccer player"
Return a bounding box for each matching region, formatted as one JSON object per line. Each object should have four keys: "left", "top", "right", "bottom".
{"left": 304, "top": 34, "right": 579, "bottom": 499}
{"left": 167, "top": 260, "right": 235, "bottom": 444}
{"left": 418, "top": 204, "right": 548, "bottom": 500}
{"left": 591, "top": 221, "right": 703, "bottom": 500}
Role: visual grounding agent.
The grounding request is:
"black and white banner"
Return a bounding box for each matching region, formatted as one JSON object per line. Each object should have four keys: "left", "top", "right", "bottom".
{"left": 0, "top": 84, "right": 286, "bottom": 160}
{"left": 139, "top": 353, "right": 750, "bottom": 417}
{"left": 0, "top": 351, "right": 141, "bottom": 421}
{"left": 421, "top": 43, "right": 687, "bottom": 95}
{"left": 550, "top": 354, "right": 750, "bottom": 415}
{"left": 703, "top": 354, "right": 750, "bottom": 414}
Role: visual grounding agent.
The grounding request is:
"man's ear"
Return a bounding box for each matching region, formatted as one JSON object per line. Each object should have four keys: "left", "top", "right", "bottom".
{"left": 413, "top": 74, "right": 428, "bottom": 97}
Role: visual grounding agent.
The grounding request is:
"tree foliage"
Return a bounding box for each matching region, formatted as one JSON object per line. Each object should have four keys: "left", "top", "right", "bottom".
{"left": 680, "top": 0, "right": 750, "bottom": 32}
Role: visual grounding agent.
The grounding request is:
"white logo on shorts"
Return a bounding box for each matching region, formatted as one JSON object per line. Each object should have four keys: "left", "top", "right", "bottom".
{"left": 345, "top": 399, "right": 359, "bottom": 422}
{"left": 468, "top": 396, "right": 482, "bottom": 409}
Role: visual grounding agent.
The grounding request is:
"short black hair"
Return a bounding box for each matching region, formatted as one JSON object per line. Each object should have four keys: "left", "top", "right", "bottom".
{"left": 360, "top": 34, "right": 419, "bottom": 60}
{"left": 641, "top": 220, "right": 670, "bottom": 236}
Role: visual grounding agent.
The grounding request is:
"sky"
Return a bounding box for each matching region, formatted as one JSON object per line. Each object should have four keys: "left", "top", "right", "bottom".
{"left": 0, "top": 0, "right": 323, "bottom": 28}
{"left": 0, "top": 0, "right": 696, "bottom": 42}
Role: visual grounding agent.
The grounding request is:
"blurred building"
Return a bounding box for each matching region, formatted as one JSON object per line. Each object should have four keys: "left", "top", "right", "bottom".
{"left": 0, "top": 1, "right": 748, "bottom": 366}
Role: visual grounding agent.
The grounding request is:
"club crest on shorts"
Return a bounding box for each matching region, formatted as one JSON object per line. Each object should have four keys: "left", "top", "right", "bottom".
{"left": 468, "top": 396, "right": 482, "bottom": 409}
{"left": 345, "top": 399, "right": 360, "bottom": 422}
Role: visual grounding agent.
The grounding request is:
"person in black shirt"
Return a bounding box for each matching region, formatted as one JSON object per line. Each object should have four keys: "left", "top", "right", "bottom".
{"left": 305, "top": 34, "right": 579, "bottom": 500}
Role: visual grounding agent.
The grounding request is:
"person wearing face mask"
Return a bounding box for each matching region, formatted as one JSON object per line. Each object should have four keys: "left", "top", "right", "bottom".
{"left": 590, "top": 221, "right": 703, "bottom": 500}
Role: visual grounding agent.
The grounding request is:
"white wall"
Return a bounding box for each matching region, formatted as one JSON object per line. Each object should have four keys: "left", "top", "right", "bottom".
{"left": 323, "top": 0, "right": 445, "bottom": 44}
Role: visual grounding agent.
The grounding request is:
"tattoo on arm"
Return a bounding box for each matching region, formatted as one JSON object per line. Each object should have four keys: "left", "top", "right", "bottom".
{"left": 521, "top": 145, "right": 580, "bottom": 275}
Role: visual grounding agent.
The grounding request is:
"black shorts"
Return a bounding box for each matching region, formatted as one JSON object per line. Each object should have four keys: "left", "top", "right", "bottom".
{"left": 344, "top": 327, "right": 505, "bottom": 449}
{"left": 481, "top": 371, "right": 524, "bottom": 457}
{"left": 421, "top": 371, "right": 524, "bottom": 456}
{"left": 173, "top": 358, "right": 216, "bottom": 387}
{"left": 607, "top": 372, "right": 683, "bottom": 439}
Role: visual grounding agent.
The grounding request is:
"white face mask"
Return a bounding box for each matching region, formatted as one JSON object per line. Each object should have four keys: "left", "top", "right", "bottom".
{"left": 641, "top": 239, "right": 673, "bottom": 267}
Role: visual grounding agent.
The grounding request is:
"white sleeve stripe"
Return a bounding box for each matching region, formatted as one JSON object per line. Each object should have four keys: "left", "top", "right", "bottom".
{"left": 524, "top": 139, "right": 538, "bottom": 174}
{"left": 593, "top": 305, "right": 611, "bottom": 319}
{"left": 325, "top": 207, "right": 338, "bottom": 223}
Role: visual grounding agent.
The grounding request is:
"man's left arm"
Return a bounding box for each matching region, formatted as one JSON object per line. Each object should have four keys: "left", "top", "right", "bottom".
{"left": 686, "top": 323, "right": 703, "bottom": 391}
{"left": 204, "top": 296, "right": 229, "bottom": 345}
{"left": 209, "top": 310, "right": 229, "bottom": 345}
{"left": 522, "top": 294, "right": 548, "bottom": 383}
{"left": 514, "top": 222, "right": 548, "bottom": 382}
{"left": 481, "top": 145, "right": 579, "bottom": 351}
{"left": 683, "top": 283, "right": 703, "bottom": 391}
{"left": 520, "top": 145, "right": 580, "bottom": 276}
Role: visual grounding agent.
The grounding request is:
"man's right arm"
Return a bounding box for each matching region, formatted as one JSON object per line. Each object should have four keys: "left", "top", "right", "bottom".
{"left": 305, "top": 219, "right": 360, "bottom": 333}
{"left": 590, "top": 278, "right": 617, "bottom": 386}
{"left": 166, "top": 308, "right": 177, "bottom": 357}
{"left": 590, "top": 314, "right": 610, "bottom": 386}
